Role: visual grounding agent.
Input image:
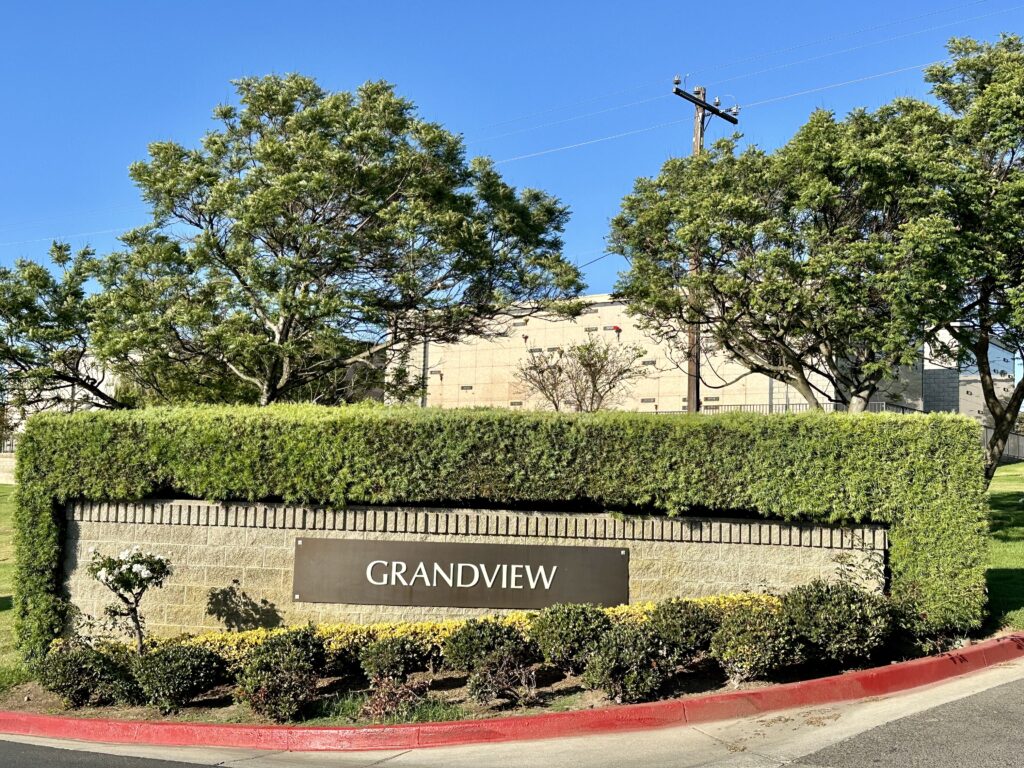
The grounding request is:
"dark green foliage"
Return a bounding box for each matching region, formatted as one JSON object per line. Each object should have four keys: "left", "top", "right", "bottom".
{"left": 134, "top": 643, "right": 228, "bottom": 714}
{"left": 359, "top": 637, "right": 427, "bottom": 684}
{"left": 466, "top": 646, "right": 538, "bottom": 705}
{"left": 782, "top": 580, "right": 893, "bottom": 667}
{"left": 710, "top": 601, "right": 803, "bottom": 684}
{"left": 38, "top": 642, "right": 141, "bottom": 708}
{"left": 14, "top": 406, "right": 988, "bottom": 662}
{"left": 443, "top": 619, "right": 531, "bottom": 673}
{"left": 583, "top": 622, "right": 667, "bottom": 703}
{"left": 648, "top": 599, "right": 718, "bottom": 666}
{"left": 530, "top": 603, "right": 612, "bottom": 674}
{"left": 235, "top": 626, "right": 325, "bottom": 722}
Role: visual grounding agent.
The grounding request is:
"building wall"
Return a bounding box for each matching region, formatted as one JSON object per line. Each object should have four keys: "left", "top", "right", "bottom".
{"left": 923, "top": 330, "right": 1017, "bottom": 424}
{"left": 63, "top": 500, "right": 885, "bottom": 637}
{"left": 419, "top": 295, "right": 922, "bottom": 413}
{"left": 923, "top": 367, "right": 960, "bottom": 415}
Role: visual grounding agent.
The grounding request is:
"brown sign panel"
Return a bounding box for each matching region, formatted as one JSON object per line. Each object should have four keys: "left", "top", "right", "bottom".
{"left": 292, "top": 538, "right": 629, "bottom": 610}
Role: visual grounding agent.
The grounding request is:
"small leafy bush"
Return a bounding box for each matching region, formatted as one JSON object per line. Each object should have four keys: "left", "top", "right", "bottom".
{"left": 39, "top": 641, "right": 141, "bottom": 708}
{"left": 236, "top": 626, "right": 326, "bottom": 722}
{"left": 358, "top": 679, "right": 430, "bottom": 722}
{"left": 583, "top": 623, "right": 667, "bottom": 703}
{"left": 710, "top": 600, "right": 802, "bottom": 684}
{"left": 530, "top": 603, "right": 611, "bottom": 674}
{"left": 87, "top": 546, "right": 172, "bottom": 655}
{"left": 782, "top": 579, "right": 893, "bottom": 667}
{"left": 135, "top": 643, "right": 228, "bottom": 714}
{"left": 466, "top": 646, "right": 538, "bottom": 706}
{"left": 648, "top": 599, "right": 717, "bottom": 666}
{"left": 443, "top": 619, "right": 531, "bottom": 673}
{"left": 359, "top": 637, "right": 427, "bottom": 684}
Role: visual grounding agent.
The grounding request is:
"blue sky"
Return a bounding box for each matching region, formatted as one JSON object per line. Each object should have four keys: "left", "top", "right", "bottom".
{"left": 1, "top": 0, "right": 1022, "bottom": 293}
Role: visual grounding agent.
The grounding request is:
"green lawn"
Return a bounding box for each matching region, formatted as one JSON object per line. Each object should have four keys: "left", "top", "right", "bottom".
{"left": 987, "top": 462, "right": 1024, "bottom": 631}
{"left": 0, "top": 483, "right": 30, "bottom": 692}
{"left": 0, "top": 485, "right": 17, "bottom": 662}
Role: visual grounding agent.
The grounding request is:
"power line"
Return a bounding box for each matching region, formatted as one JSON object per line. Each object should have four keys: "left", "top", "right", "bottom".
{"left": 472, "top": 95, "right": 671, "bottom": 144}
{"left": 478, "top": 0, "right": 992, "bottom": 131}
{"left": 578, "top": 252, "right": 618, "bottom": 269}
{"left": 494, "top": 60, "right": 937, "bottom": 165}
{"left": 0, "top": 203, "right": 145, "bottom": 236}
{"left": 0, "top": 228, "right": 129, "bottom": 249}
{"left": 741, "top": 60, "right": 940, "bottom": 109}
{"left": 707, "top": 3, "right": 1024, "bottom": 89}
{"left": 494, "top": 117, "right": 692, "bottom": 164}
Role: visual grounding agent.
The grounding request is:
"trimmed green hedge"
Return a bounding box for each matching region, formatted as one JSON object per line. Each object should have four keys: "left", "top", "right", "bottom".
{"left": 15, "top": 405, "right": 988, "bottom": 661}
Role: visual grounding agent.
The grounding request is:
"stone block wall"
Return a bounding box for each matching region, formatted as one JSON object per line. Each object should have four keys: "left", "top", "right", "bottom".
{"left": 63, "top": 500, "right": 887, "bottom": 636}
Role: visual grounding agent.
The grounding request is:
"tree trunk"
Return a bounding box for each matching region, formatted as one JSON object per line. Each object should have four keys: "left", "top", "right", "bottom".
{"left": 845, "top": 391, "right": 872, "bottom": 414}
{"left": 968, "top": 333, "right": 1024, "bottom": 484}
{"left": 977, "top": 421, "right": 1005, "bottom": 484}
{"left": 788, "top": 374, "right": 821, "bottom": 410}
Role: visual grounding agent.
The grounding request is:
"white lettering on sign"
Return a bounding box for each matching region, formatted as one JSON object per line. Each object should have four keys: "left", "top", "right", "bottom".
{"left": 366, "top": 560, "right": 388, "bottom": 585}
{"left": 364, "top": 560, "right": 559, "bottom": 590}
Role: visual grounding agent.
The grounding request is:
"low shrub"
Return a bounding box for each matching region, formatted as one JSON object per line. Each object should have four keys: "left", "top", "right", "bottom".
{"left": 583, "top": 623, "right": 667, "bottom": 703}
{"left": 359, "top": 637, "right": 427, "bottom": 684}
{"left": 530, "top": 603, "right": 612, "bottom": 674}
{"left": 466, "top": 646, "right": 538, "bottom": 706}
{"left": 236, "top": 626, "right": 325, "bottom": 722}
{"left": 648, "top": 599, "right": 717, "bottom": 666}
{"left": 782, "top": 580, "right": 893, "bottom": 667}
{"left": 443, "top": 619, "right": 531, "bottom": 673}
{"left": 358, "top": 679, "right": 433, "bottom": 723}
{"left": 135, "top": 643, "right": 228, "bottom": 714}
{"left": 39, "top": 641, "right": 141, "bottom": 708}
{"left": 319, "top": 688, "right": 464, "bottom": 724}
{"left": 710, "top": 600, "right": 802, "bottom": 684}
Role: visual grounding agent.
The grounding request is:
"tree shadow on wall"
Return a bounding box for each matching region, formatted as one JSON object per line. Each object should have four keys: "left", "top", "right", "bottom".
{"left": 206, "top": 580, "right": 283, "bottom": 631}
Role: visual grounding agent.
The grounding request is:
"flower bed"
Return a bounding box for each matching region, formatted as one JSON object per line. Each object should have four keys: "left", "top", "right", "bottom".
{"left": 7, "top": 582, "right": 933, "bottom": 727}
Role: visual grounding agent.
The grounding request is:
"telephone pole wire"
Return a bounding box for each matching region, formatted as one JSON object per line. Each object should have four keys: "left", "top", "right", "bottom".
{"left": 672, "top": 78, "right": 739, "bottom": 413}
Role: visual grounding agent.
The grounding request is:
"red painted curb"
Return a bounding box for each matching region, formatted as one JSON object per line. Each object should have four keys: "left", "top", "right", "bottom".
{"left": 1, "top": 633, "right": 1021, "bottom": 752}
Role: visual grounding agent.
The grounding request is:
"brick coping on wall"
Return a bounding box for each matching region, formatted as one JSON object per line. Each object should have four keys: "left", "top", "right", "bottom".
{"left": 67, "top": 500, "right": 888, "bottom": 551}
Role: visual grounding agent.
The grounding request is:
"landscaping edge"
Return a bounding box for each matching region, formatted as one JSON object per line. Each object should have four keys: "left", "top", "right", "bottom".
{"left": 0, "top": 633, "right": 1021, "bottom": 752}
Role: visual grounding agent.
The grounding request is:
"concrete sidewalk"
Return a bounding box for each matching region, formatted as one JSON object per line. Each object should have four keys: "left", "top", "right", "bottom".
{"left": 3, "top": 656, "right": 1024, "bottom": 768}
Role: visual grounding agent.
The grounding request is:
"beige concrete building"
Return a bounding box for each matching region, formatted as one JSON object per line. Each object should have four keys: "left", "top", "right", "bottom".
{"left": 415, "top": 294, "right": 925, "bottom": 414}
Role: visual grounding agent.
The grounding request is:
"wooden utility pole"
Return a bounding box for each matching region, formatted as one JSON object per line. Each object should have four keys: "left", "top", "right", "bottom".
{"left": 672, "top": 79, "right": 739, "bottom": 413}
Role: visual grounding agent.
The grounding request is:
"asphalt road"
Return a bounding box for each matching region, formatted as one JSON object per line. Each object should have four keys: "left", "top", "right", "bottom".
{"left": 0, "top": 740, "right": 200, "bottom": 768}
{"left": 795, "top": 676, "right": 1024, "bottom": 768}
{"left": 2, "top": 667, "right": 1023, "bottom": 768}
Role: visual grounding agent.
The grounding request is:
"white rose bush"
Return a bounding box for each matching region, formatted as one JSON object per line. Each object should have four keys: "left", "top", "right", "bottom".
{"left": 87, "top": 546, "right": 172, "bottom": 654}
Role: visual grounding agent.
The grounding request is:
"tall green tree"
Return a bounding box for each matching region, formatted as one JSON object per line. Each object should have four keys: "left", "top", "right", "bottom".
{"left": 93, "top": 75, "right": 582, "bottom": 405}
{"left": 611, "top": 99, "right": 959, "bottom": 412}
{"left": 0, "top": 243, "right": 128, "bottom": 413}
{"left": 924, "top": 35, "right": 1024, "bottom": 477}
